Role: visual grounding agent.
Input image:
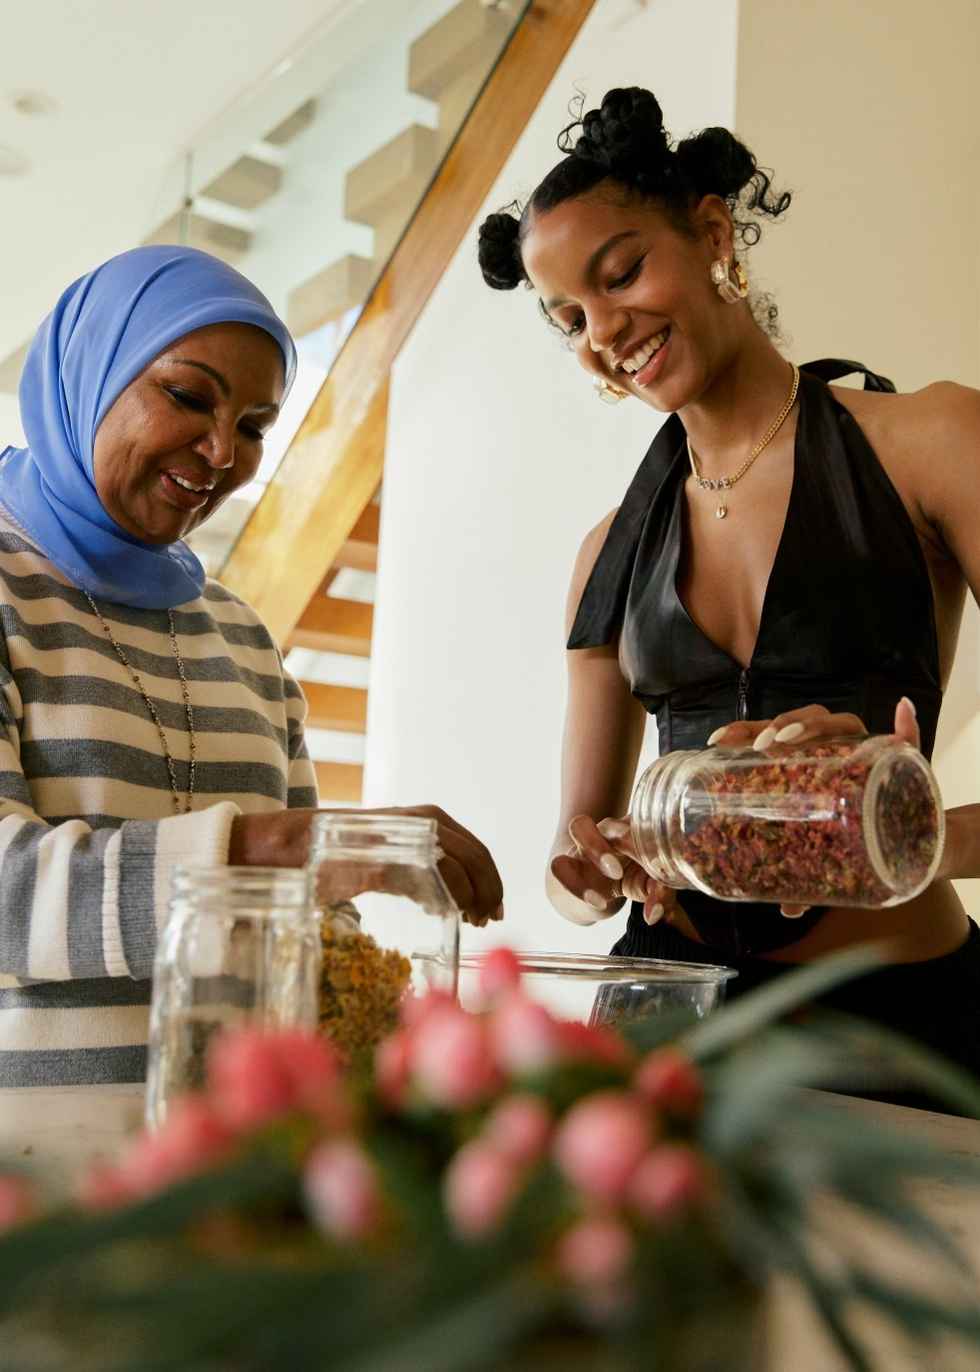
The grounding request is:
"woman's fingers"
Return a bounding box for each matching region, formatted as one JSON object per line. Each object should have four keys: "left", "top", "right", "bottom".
{"left": 566, "top": 813, "right": 628, "bottom": 882}
{"left": 892, "top": 696, "right": 921, "bottom": 750}
{"left": 550, "top": 852, "right": 625, "bottom": 917}
{"left": 384, "top": 805, "right": 504, "bottom": 925}
{"left": 709, "top": 706, "right": 872, "bottom": 753}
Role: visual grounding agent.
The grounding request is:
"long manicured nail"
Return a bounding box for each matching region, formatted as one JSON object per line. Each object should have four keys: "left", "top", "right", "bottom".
{"left": 900, "top": 696, "right": 917, "bottom": 718}
{"left": 597, "top": 818, "right": 629, "bottom": 840}
{"left": 774, "top": 722, "right": 805, "bottom": 743}
{"left": 644, "top": 902, "right": 665, "bottom": 926}
{"left": 584, "top": 890, "right": 607, "bottom": 910}
{"left": 599, "top": 853, "right": 623, "bottom": 881}
{"left": 753, "top": 726, "right": 777, "bottom": 752}
{"left": 707, "top": 726, "right": 728, "bottom": 746}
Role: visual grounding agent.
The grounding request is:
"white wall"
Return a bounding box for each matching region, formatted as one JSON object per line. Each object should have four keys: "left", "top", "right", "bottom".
{"left": 364, "top": 0, "right": 739, "bottom": 957}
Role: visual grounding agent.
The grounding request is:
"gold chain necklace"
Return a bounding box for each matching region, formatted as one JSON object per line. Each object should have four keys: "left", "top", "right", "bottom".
{"left": 686, "top": 363, "right": 800, "bottom": 519}
{"left": 84, "top": 594, "right": 196, "bottom": 814}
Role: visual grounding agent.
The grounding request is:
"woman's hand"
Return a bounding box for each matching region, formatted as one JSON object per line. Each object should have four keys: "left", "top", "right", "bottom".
{"left": 705, "top": 697, "right": 922, "bottom": 915}
{"left": 549, "top": 814, "right": 675, "bottom": 927}
{"left": 705, "top": 697, "right": 920, "bottom": 753}
{"left": 228, "top": 805, "right": 504, "bottom": 928}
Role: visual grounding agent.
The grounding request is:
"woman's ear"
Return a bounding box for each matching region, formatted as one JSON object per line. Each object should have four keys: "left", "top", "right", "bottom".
{"left": 694, "top": 194, "right": 735, "bottom": 258}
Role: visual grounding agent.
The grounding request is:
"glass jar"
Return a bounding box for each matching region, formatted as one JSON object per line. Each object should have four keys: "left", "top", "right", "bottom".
{"left": 307, "top": 813, "right": 460, "bottom": 1064}
{"left": 145, "top": 865, "right": 321, "bottom": 1128}
{"left": 630, "top": 736, "right": 944, "bottom": 909}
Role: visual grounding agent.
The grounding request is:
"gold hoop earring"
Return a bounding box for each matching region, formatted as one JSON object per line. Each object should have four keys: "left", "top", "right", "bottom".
{"left": 710, "top": 256, "right": 748, "bottom": 304}
{"left": 593, "top": 376, "right": 629, "bottom": 405}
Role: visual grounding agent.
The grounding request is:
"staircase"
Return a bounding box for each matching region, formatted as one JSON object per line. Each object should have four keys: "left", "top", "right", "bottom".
{"left": 199, "top": 0, "right": 517, "bottom": 804}
{"left": 0, "top": 0, "right": 596, "bottom": 806}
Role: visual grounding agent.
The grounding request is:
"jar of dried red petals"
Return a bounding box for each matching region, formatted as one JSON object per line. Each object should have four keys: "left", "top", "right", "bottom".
{"left": 630, "top": 736, "right": 944, "bottom": 909}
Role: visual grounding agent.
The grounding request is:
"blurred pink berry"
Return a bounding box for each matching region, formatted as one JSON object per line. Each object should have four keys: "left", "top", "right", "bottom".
{"left": 304, "top": 1138, "right": 381, "bottom": 1241}
{"left": 444, "top": 1139, "right": 519, "bottom": 1239}
{"left": 374, "top": 1029, "right": 412, "bottom": 1106}
{"left": 398, "top": 988, "right": 455, "bottom": 1029}
{"left": 630, "top": 1143, "right": 706, "bottom": 1220}
{"left": 555, "top": 1213, "right": 633, "bottom": 1286}
{"left": 77, "top": 1160, "right": 134, "bottom": 1211}
{"left": 634, "top": 1049, "right": 703, "bottom": 1117}
{"left": 0, "top": 1174, "right": 33, "bottom": 1230}
{"left": 82, "top": 1096, "right": 232, "bottom": 1205}
{"left": 410, "top": 1003, "right": 501, "bottom": 1107}
{"left": 475, "top": 946, "right": 523, "bottom": 1000}
{"left": 553, "top": 1018, "right": 629, "bottom": 1067}
{"left": 489, "top": 993, "right": 562, "bottom": 1075}
{"left": 484, "top": 1093, "right": 551, "bottom": 1165}
{"left": 553, "top": 1091, "right": 653, "bottom": 1204}
{"left": 208, "top": 1026, "right": 349, "bottom": 1131}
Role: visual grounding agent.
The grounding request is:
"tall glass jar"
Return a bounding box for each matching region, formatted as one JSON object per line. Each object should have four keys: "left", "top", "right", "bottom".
{"left": 145, "top": 865, "right": 321, "bottom": 1128}
{"left": 630, "top": 736, "right": 944, "bottom": 909}
{"left": 307, "top": 813, "right": 459, "bottom": 1064}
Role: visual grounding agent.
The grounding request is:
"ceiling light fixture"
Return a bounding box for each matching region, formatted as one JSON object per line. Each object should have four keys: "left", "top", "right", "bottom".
{"left": 9, "top": 90, "right": 58, "bottom": 118}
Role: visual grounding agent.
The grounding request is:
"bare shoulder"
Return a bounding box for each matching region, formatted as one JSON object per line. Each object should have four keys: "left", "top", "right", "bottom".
{"left": 831, "top": 379, "right": 980, "bottom": 454}
{"left": 565, "top": 508, "right": 618, "bottom": 636}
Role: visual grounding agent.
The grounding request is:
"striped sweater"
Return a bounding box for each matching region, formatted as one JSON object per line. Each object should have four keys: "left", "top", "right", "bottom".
{"left": 0, "top": 508, "right": 318, "bottom": 1086}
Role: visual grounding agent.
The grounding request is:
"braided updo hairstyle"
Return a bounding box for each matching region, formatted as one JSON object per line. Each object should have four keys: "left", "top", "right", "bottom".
{"left": 478, "top": 87, "right": 790, "bottom": 328}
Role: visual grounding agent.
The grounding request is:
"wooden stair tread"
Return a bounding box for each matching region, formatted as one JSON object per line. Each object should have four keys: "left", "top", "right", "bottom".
{"left": 288, "top": 596, "right": 373, "bottom": 656}
{"left": 344, "top": 123, "right": 441, "bottom": 227}
{"left": 408, "top": 0, "right": 513, "bottom": 102}
{"left": 142, "top": 211, "right": 251, "bottom": 262}
{"left": 314, "top": 759, "right": 363, "bottom": 802}
{"left": 299, "top": 681, "right": 368, "bottom": 733}
{"left": 287, "top": 254, "right": 376, "bottom": 339}
{"left": 201, "top": 153, "right": 283, "bottom": 211}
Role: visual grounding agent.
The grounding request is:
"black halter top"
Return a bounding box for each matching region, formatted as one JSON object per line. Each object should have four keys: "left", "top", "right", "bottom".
{"left": 567, "top": 360, "right": 943, "bottom": 958}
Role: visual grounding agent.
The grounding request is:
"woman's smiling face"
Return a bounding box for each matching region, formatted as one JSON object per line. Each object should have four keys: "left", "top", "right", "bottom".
{"left": 520, "top": 187, "right": 734, "bottom": 414}
{"left": 91, "top": 321, "right": 285, "bottom": 544}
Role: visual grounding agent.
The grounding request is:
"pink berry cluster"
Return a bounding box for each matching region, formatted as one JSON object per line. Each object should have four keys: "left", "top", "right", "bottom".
{"left": 57, "top": 946, "right": 710, "bottom": 1308}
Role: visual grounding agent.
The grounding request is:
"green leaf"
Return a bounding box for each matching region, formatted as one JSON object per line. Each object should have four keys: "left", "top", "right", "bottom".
{"left": 680, "top": 945, "right": 887, "bottom": 1060}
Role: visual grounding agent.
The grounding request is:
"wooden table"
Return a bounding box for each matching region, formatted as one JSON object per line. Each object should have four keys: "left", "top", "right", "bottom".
{"left": 0, "top": 1084, "right": 977, "bottom": 1370}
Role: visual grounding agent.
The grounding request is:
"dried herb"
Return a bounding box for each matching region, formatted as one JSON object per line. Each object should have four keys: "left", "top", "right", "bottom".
{"left": 318, "top": 916, "right": 412, "bottom": 1065}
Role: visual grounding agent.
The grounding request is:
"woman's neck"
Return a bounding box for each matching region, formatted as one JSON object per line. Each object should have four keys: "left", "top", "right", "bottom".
{"left": 680, "top": 336, "right": 796, "bottom": 473}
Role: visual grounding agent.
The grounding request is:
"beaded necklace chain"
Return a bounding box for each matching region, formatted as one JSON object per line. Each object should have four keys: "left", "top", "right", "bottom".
{"left": 84, "top": 594, "right": 196, "bottom": 815}
{"left": 686, "top": 363, "right": 800, "bottom": 519}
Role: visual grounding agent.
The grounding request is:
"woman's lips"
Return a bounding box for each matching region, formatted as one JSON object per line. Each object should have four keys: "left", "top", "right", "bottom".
{"left": 618, "top": 328, "right": 670, "bottom": 389}
{"left": 161, "top": 471, "right": 212, "bottom": 510}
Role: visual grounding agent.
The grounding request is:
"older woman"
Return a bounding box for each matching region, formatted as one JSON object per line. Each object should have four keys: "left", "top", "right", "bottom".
{"left": 0, "top": 245, "right": 501, "bottom": 1087}
{"left": 478, "top": 87, "right": 980, "bottom": 1090}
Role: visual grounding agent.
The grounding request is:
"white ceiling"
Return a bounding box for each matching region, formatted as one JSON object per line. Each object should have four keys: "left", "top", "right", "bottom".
{"left": 0, "top": 0, "right": 363, "bottom": 370}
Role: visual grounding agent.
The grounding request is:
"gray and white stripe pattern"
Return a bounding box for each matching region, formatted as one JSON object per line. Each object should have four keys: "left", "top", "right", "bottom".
{"left": 0, "top": 509, "right": 317, "bottom": 1085}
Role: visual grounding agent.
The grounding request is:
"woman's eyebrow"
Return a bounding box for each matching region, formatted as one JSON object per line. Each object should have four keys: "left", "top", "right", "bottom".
{"left": 545, "top": 231, "right": 640, "bottom": 310}
{"left": 173, "top": 359, "right": 280, "bottom": 413}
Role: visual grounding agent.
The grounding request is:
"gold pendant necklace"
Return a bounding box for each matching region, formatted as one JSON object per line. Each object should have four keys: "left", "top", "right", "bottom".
{"left": 687, "top": 363, "right": 800, "bottom": 519}
{"left": 84, "top": 594, "right": 196, "bottom": 815}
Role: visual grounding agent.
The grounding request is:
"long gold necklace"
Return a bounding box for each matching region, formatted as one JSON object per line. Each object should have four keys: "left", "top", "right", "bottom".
{"left": 84, "top": 594, "right": 196, "bottom": 814}
{"left": 686, "top": 363, "right": 800, "bottom": 519}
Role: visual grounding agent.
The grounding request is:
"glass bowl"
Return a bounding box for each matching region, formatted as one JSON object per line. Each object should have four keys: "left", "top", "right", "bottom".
{"left": 452, "top": 950, "right": 737, "bottom": 1031}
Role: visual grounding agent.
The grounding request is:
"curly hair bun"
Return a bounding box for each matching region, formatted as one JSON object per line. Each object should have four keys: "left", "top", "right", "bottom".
{"left": 675, "top": 127, "right": 756, "bottom": 201}
{"left": 569, "top": 87, "right": 673, "bottom": 185}
{"left": 477, "top": 210, "right": 525, "bottom": 291}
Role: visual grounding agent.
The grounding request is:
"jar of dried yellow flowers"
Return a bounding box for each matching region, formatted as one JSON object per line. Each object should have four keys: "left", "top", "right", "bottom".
{"left": 307, "top": 814, "right": 460, "bottom": 1064}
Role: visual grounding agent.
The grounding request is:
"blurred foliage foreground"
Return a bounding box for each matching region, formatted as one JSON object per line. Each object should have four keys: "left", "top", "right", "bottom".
{"left": 0, "top": 947, "right": 978, "bottom": 1372}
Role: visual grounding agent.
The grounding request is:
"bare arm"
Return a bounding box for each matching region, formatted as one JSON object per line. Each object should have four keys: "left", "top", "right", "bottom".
{"left": 230, "top": 805, "right": 504, "bottom": 928}
{"left": 546, "top": 515, "right": 649, "bottom": 925}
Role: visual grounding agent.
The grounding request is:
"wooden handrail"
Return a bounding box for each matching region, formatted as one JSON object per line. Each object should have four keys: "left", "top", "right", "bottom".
{"left": 219, "top": 0, "right": 597, "bottom": 643}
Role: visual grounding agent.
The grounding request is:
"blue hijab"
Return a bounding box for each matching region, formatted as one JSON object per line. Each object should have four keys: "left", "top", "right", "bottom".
{"left": 0, "top": 245, "right": 297, "bottom": 609}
